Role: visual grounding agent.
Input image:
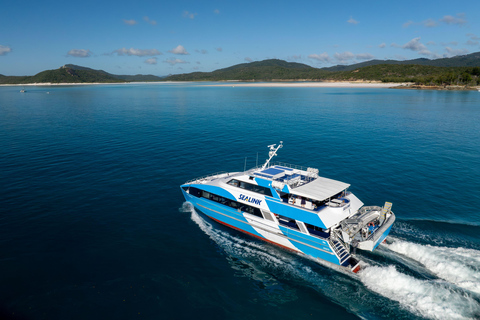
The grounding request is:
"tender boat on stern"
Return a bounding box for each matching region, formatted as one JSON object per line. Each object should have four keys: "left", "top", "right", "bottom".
{"left": 180, "top": 142, "right": 395, "bottom": 273}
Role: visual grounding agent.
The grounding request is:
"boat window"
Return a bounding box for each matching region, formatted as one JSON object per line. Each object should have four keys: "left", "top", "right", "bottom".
{"left": 227, "top": 179, "right": 273, "bottom": 197}
{"left": 186, "top": 187, "right": 202, "bottom": 198}
{"left": 304, "top": 223, "right": 330, "bottom": 238}
{"left": 186, "top": 186, "right": 264, "bottom": 219}
{"left": 277, "top": 215, "right": 300, "bottom": 230}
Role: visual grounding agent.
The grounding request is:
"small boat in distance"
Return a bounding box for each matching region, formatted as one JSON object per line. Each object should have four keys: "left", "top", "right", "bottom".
{"left": 20, "top": 87, "right": 26, "bottom": 93}
{"left": 180, "top": 142, "right": 395, "bottom": 273}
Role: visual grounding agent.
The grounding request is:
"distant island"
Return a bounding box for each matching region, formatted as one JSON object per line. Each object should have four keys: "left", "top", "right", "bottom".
{"left": 1, "top": 52, "right": 480, "bottom": 90}
{"left": 163, "top": 53, "right": 480, "bottom": 90}
{"left": 0, "top": 65, "right": 165, "bottom": 85}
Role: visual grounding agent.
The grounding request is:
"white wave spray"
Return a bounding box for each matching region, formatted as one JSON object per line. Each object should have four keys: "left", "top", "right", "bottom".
{"left": 359, "top": 264, "right": 480, "bottom": 320}
{"left": 183, "top": 203, "right": 480, "bottom": 319}
{"left": 384, "top": 238, "right": 480, "bottom": 294}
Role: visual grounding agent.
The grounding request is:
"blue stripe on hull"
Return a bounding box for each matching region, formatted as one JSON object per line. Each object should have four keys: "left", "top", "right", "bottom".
{"left": 184, "top": 193, "right": 265, "bottom": 239}
{"left": 182, "top": 190, "right": 342, "bottom": 266}
{"left": 278, "top": 226, "right": 340, "bottom": 265}
{"left": 265, "top": 199, "right": 327, "bottom": 228}
{"left": 373, "top": 223, "right": 394, "bottom": 250}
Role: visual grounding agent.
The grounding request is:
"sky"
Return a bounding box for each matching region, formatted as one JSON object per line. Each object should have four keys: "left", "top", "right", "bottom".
{"left": 1, "top": 0, "right": 480, "bottom": 76}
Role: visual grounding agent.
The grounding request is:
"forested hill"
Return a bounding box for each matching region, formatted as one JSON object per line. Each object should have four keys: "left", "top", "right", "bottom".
{"left": 323, "top": 51, "right": 480, "bottom": 72}
{"left": 2, "top": 52, "right": 480, "bottom": 86}
{"left": 0, "top": 65, "right": 164, "bottom": 84}
{"left": 163, "top": 54, "right": 480, "bottom": 86}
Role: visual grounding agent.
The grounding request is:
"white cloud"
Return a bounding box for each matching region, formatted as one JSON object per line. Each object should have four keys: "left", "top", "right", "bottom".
{"left": 0, "top": 45, "right": 12, "bottom": 56}
{"left": 144, "top": 57, "right": 157, "bottom": 65}
{"left": 401, "top": 37, "right": 439, "bottom": 58}
{"left": 195, "top": 49, "right": 208, "bottom": 54}
{"left": 402, "top": 37, "right": 427, "bottom": 51}
{"left": 467, "top": 33, "right": 480, "bottom": 41}
{"left": 444, "top": 47, "right": 469, "bottom": 57}
{"left": 123, "top": 19, "right": 137, "bottom": 25}
{"left": 215, "top": 47, "right": 223, "bottom": 52}
{"left": 67, "top": 49, "right": 91, "bottom": 58}
{"left": 403, "top": 13, "right": 467, "bottom": 28}
{"left": 289, "top": 55, "right": 302, "bottom": 60}
{"left": 143, "top": 16, "right": 157, "bottom": 25}
{"left": 214, "top": 9, "right": 220, "bottom": 14}
{"left": 378, "top": 43, "right": 386, "bottom": 48}
{"left": 308, "top": 53, "right": 331, "bottom": 63}
{"left": 394, "top": 55, "right": 407, "bottom": 60}
{"left": 334, "top": 51, "right": 355, "bottom": 63}
{"left": 169, "top": 45, "right": 189, "bottom": 55}
{"left": 245, "top": 57, "right": 253, "bottom": 62}
{"left": 347, "top": 17, "right": 358, "bottom": 25}
{"left": 114, "top": 48, "right": 162, "bottom": 56}
{"left": 440, "top": 41, "right": 457, "bottom": 46}
{"left": 403, "top": 20, "right": 414, "bottom": 28}
{"left": 356, "top": 53, "right": 374, "bottom": 61}
{"left": 164, "top": 58, "right": 188, "bottom": 66}
{"left": 423, "top": 18, "right": 438, "bottom": 27}
{"left": 183, "top": 11, "right": 197, "bottom": 19}
{"left": 466, "top": 33, "right": 480, "bottom": 45}
{"left": 440, "top": 13, "right": 467, "bottom": 25}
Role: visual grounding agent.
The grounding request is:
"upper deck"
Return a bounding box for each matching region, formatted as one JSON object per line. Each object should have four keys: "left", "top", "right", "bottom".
{"left": 251, "top": 163, "right": 350, "bottom": 202}
{"left": 183, "top": 161, "right": 351, "bottom": 204}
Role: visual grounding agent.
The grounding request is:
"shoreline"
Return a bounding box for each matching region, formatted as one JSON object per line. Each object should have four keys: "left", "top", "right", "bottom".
{"left": 2, "top": 81, "right": 479, "bottom": 90}
{"left": 205, "top": 81, "right": 407, "bottom": 88}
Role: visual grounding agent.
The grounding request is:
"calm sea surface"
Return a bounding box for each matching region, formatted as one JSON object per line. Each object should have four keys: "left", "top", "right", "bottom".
{"left": 1, "top": 83, "right": 480, "bottom": 320}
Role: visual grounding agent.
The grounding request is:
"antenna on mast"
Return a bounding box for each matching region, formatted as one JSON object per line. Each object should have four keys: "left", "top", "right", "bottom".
{"left": 261, "top": 141, "right": 283, "bottom": 169}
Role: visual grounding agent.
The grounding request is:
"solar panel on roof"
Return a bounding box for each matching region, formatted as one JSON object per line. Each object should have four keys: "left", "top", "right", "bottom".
{"left": 274, "top": 166, "right": 293, "bottom": 171}
{"left": 261, "top": 168, "right": 284, "bottom": 176}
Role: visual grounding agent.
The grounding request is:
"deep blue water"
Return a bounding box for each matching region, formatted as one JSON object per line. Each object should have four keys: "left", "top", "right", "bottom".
{"left": 1, "top": 83, "right": 480, "bottom": 320}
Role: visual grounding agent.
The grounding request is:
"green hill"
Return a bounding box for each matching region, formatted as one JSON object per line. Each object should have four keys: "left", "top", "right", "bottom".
{"left": 64, "top": 64, "right": 165, "bottom": 82}
{"left": 165, "top": 59, "right": 329, "bottom": 81}
{"left": 163, "top": 54, "right": 480, "bottom": 86}
{"left": 322, "top": 52, "right": 480, "bottom": 72}
{"left": 0, "top": 65, "right": 165, "bottom": 84}
{"left": 2, "top": 52, "right": 480, "bottom": 86}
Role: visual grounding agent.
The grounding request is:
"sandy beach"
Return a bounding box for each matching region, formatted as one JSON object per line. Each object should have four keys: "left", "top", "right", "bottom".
{"left": 205, "top": 81, "right": 408, "bottom": 88}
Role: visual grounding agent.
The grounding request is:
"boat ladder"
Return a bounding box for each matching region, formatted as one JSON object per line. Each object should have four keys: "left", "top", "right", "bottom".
{"left": 380, "top": 202, "right": 392, "bottom": 223}
{"left": 329, "top": 238, "right": 351, "bottom": 266}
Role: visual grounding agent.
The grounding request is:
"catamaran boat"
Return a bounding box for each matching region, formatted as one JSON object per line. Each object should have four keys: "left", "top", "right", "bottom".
{"left": 180, "top": 142, "right": 395, "bottom": 273}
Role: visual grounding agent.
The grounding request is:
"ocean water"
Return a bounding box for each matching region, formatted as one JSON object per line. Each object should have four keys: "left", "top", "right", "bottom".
{"left": 1, "top": 83, "right": 480, "bottom": 320}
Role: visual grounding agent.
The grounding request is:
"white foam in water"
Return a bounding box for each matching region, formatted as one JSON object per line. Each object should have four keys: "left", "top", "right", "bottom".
{"left": 183, "top": 203, "right": 480, "bottom": 319}
{"left": 186, "top": 202, "right": 291, "bottom": 267}
{"left": 359, "top": 265, "right": 480, "bottom": 320}
{"left": 384, "top": 238, "right": 480, "bottom": 294}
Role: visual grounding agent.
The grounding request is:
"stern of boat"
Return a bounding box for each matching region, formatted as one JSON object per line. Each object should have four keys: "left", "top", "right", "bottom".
{"left": 338, "top": 202, "right": 395, "bottom": 252}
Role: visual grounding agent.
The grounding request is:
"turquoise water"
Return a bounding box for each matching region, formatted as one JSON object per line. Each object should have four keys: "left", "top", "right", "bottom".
{"left": 1, "top": 84, "right": 480, "bottom": 319}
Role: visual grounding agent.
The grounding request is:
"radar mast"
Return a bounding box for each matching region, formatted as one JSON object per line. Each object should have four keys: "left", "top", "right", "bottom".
{"left": 261, "top": 141, "right": 283, "bottom": 169}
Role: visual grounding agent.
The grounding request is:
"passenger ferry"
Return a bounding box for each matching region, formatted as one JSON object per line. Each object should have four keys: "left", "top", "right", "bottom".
{"left": 180, "top": 142, "right": 395, "bottom": 273}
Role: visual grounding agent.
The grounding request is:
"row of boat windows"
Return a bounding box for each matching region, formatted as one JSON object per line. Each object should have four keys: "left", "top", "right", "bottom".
{"left": 186, "top": 187, "right": 264, "bottom": 218}
{"left": 227, "top": 179, "right": 273, "bottom": 197}
{"left": 185, "top": 186, "right": 330, "bottom": 238}
{"left": 277, "top": 216, "right": 330, "bottom": 238}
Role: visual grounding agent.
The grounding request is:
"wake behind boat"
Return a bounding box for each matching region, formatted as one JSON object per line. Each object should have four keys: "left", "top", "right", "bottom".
{"left": 180, "top": 142, "right": 395, "bottom": 273}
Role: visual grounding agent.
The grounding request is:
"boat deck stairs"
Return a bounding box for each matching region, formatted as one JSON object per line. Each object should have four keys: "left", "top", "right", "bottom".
{"left": 329, "top": 237, "right": 351, "bottom": 267}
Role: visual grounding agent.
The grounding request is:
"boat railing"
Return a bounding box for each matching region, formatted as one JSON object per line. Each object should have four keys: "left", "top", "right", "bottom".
{"left": 247, "top": 162, "right": 313, "bottom": 173}
{"left": 184, "top": 171, "right": 232, "bottom": 184}
{"left": 328, "top": 230, "right": 351, "bottom": 264}
{"left": 358, "top": 206, "right": 383, "bottom": 215}
{"left": 247, "top": 162, "right": 319, "bottom": 186}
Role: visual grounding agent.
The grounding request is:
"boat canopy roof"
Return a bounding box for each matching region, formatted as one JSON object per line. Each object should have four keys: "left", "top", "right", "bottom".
{"left": 291, "top": 176, "right": 350, "bottom": 201}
